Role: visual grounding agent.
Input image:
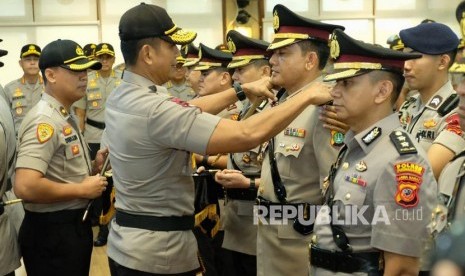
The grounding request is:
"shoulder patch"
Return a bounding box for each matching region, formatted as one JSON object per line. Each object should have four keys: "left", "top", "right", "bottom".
{"left": 394, "top": 162, "right": 424, "bottom": 208}
{"left": 445, "top": 113, "right": 463, "bottom": 136}
{"left": 390, "top": 131, "right": 417, "bottom": 155}
{"left": 36, "top": 123, "right": 54, "bottom": 144}
{"left": 437, "top": 94, "right": 458, "bottom": 117}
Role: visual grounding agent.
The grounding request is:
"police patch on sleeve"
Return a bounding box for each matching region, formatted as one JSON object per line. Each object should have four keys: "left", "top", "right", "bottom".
{"left": 445, "top": 114, "right": 463, "bottom": 136}
{"left": 36, "top": 123, "right": 54, "bottom": 144}
{"left": 394, "top": 162, "right": 424, "bottom": 208}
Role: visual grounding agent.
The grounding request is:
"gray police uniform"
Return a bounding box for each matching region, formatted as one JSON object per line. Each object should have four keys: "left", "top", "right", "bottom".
{"left": 217, "top": 100, "right": 243, "bottom": 120}
{"left": 3, "top": 76, "right": 44, "bottom": 136}
{"left": 105, "top": 70, "right": 221, "bottom": 274}
{"left": 163, "top": 80, "right": 196, "bottom": 101}
{"left": 16, "top": 93, "right": 92, "bottom": 212}
{"left": 257, "top": 79, "right": 339, "bottom": 276}
{"left": 311, "top": 114, "right": 438, "bottom": 276}
{"left": 74, "top": 70, "right": 122, "bottom": 144}
{"left": 399, "top": 81, "right": 465, "bottom": 153}
{"left": 432, "top": 152, "right": 465, "bottom": 234}
{"left": 222, "top": 101, "right": 268, "bottom": 256}
{"left": 0, "top": 96, "right": 21, "bottom": 275}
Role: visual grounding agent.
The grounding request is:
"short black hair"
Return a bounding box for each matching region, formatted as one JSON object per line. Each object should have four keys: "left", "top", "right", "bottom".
{"left": 296, "top": 39, "right": 330, "bottom": 70}
{"left": 120, "top": 37, "right": 161, "bottom": 66}
{"left": 445, "top": 49, "right": 458, "bottom": 68}
{"left": 368, "top": 70, "right": 405, "bottom": 105}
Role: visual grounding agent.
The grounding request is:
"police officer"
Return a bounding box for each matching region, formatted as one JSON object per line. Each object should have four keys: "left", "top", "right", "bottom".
{"left": 14, "top": 39, "right": 108, "bottom": 276}
{"left": 75, "top": 42, "right": 121, "bottom": 158}
{"left": 213, "top": 30, "right": 272, "bottom": 276}
{"left": 83, "top": 43, "right": 97, "bottom": 60}
{"left": 310, "top": 28, "right": 437, "bottom": 276}
{"left": 255, "top": 5, "right": 342, "bottom": 276}
{"left": 0, "top": 43, "right": 21, "bottom": 276}
{"left": 194, "top": 43, "right": 243, "bottom": 120}
{"left": 3, "top": 44, "right": 44, "bottom": 136}
{"left": 432, "top": 63, "right": 465, "bottom": 236}
{"left": 105, "top": 3, "right": 333, "bottom": 275}
{"left": 163, "top": 55, "right": 196, "bottom": 101}
{"left": 399, "top": 23, "right": 465, "bottom": 180}
{"left": 182, "top": 43, "right": 201, "bottom": 95}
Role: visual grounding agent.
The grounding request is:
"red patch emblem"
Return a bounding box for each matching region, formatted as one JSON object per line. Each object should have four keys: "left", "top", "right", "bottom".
{"left": 171, "top": 98, "right": 190, "bottom": 107}
{"left": 445, "top": 114, "right": 463, "bottom": 136}
{"left": 71, "top": 144, "right": 80, "bottom": 155}
{"left": 394, "top": 162, "right": 424, "bottom": 208}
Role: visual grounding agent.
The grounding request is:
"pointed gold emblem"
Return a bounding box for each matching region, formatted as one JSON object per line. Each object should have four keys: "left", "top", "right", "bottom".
{"left": 227, "top": 37, "right": 236, "bottom": 53}
{"left": 273, "top": 10, "right": 279, "bottom": 31}
{"left": 330, "top": 33, "right": 340, "bottom": 60}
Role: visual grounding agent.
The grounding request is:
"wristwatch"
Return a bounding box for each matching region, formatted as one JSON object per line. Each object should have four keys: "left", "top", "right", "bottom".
{"left": 233, "top": 82, "right": 246, "bottom": 101}
{"left": 249, "top": 177, "right": 256, "bottom": 189}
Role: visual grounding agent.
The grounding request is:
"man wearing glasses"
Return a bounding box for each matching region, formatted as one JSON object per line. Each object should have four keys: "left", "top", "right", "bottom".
{"left": 3, "top": 44, "right": 44, "bottom": 136}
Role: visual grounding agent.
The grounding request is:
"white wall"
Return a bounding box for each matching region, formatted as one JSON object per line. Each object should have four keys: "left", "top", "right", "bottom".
{"left": 0, "top": 0, "right": 464, "bottom": 86}
{"left": 0, "top": 0, "right": 224, "bottom": 87}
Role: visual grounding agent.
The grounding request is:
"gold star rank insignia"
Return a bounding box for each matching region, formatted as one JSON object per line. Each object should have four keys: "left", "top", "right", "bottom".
{"left": 36, "top": 123, "right": 54, "bottom": 143}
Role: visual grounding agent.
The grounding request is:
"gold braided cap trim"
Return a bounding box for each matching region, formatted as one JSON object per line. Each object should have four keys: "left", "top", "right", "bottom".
{"left": 193, "top": 61, "right": 222, "bottom": 71}
{"left": 165, "top": 25, "right": 178, "bottom": 35}
{"left": 273, "top": 33, "right": 310, "bottom": 39}
{"left": 392, "top": 44, "right": 404, "bottom": 51}
{"left": 169, "top": 29, "right": 197, "bottom": 45}
{"left": 232, "top": 55, "right": 265, "bottom": 61}
{"left": 268, "top": 38, "right": 297, "bottom": 50}
{"left": 183, "top": 58, "right": 199, "bottom": 67}
{"left": 324, "top": 69, "right": 361, "bottom": 82}
{"left": 21, "top": 49, "right": 40, "bottom": 58}
{"left": 67, "top": 60, "right": 100, "bottom": 71}
{"left": 333, "top": 62, "right": 382, "bottom": 70}
{"left": 64, "top": 55, "right": 87, "bottom": 64}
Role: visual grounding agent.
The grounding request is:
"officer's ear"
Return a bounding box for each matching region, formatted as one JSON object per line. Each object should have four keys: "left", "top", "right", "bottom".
{"left": 374, "top": 79, "right": 393, "bottom": 104}
{"left": 44, "top": 68, "right": 57, "bottom": 84}
{"left": 219, "top": 71, "right": 232, "bottom": 86}
{"left": 261, "top": 65, "right": 271, "bottom": 78}
{"left": 304, "top": 52, "right": 318, "bottom": 71}
{"left": 438, "top": 53, "right": 451, "bottom": 71}
{"left": 139, "top": 44, "right": 155, "bottom": 65}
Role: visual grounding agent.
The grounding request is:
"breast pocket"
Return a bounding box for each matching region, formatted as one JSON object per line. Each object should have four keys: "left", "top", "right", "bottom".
{"left": 274, "top": 139, "right": 305, "bottom": 178}
{"left": 12, "top": 99, "right": 27, "bottom": 117}
{"left": 64, "top": 143, "right": 88, "bottom": 177}
{"left": 333, "top": 184, "right": 367, "bottom": 206}
{"left": 87, "top": 92, "right": 103, "bottom": 110}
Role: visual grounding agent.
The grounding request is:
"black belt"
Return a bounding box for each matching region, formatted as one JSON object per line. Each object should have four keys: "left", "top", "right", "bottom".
{"left": 24, "top": 209, "right": 86, "bottom": 224}
{"left": 225, "top": 188, "right": 257, "bottom": 201}
{"left": 86, "top": 118, "right": 106, "bottom": 129}
{"left": 115, "top": 210, "right": 194, "bottom": 231}
{"left": 256, "top": 196, "right": 315, "bottom": 235}
{"left": 310, "top": 245, "right": 382, "bottom": 274}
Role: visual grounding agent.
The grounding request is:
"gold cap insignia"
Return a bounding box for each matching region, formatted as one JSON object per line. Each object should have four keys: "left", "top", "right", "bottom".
{"left": 182, "top": 45, "right": 188, "bottom": 56}
{"left": 36, "top": 123, "right": 54, "bottom": 144}
{"left": 29, "top": 45, "right": 35, "bottom": 50}
{"left": 330, "top": 34, "right": 340, "bottom": 60}
{"left": 227, "top": 37, "right": 236, "bottom": 53}
{"left": 273, "top": 10, "right": 280, "bottom": 31}
{"left": 198, "top": 48, "right": 202, "bottom": 60}
{"left": 102, "top": 44, "right": 108, "bottom": 49}
{"left": 76, "top": 46, "right": 84, "bottom": 56}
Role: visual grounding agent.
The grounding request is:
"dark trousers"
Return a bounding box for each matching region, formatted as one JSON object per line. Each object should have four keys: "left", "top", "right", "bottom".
{"left": 18, "top": 209, "right": 93, "bottom": 276}
{"left": 221, "top": 248, "right": 256, "bottom": 276}
{"left": 108, "top": 258, "right": 198, "bottom": 276}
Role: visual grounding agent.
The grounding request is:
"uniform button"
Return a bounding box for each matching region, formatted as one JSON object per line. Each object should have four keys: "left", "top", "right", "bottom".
{"left": 259, "top": 187, "right": 264, "bottom": 194}
{"left": 311, "top": 235, "right": 318, "bottom": 245}
{"left": 345, "top": 193, "right": 351, "bottom": 200}
{"left": 342, "top": 162, "right": 349, "bottom": 170}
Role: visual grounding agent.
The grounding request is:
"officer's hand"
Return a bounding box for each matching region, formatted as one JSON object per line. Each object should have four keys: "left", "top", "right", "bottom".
{"left": 214, "top": 169, "right": 248, "bottom": 189}
{"left": 303, "top": 82, "right": 333, "bottom": 106}
{"left": 93, "top": 147, "right": 110, "bottom": 175}
{"left": 319, "top": 105, "right": 349, "bottom": 134}
{"left": 241, "top": 77, "right": 276, "bottom": 102}
{"left": 80, "top": 174, "right": 108, "bottom": 199}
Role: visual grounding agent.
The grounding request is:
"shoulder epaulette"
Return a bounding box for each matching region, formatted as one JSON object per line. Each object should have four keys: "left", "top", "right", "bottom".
{"left": 438, "top": 94, "right": 459, "bottom": 117}
{"left": 451, "top": 149, "right": 465, "bottom": 162}
{"left": 390, "top": 130, "right": 417, "bottom": 155}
